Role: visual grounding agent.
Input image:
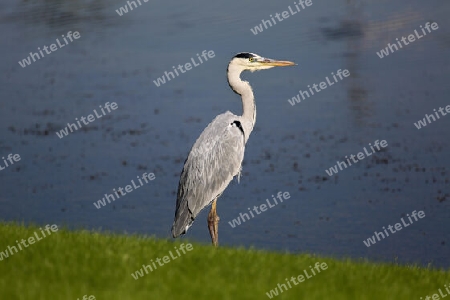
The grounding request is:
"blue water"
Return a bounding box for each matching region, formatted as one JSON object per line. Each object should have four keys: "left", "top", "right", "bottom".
{"left": 0, "top": 0, "right": 449, "bottom": 268}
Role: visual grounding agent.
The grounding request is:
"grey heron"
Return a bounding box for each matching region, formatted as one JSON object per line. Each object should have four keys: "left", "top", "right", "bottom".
{"left": 171, "top": 52, "right": 295, "bottom": 246}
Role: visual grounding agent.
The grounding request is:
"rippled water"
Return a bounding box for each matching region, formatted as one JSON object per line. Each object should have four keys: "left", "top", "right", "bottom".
{"left": 0, "top": 0, "right": 449, "bottom": 268}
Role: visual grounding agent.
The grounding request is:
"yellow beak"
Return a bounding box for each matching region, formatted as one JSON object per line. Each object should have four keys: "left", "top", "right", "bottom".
{"left": 261, "top": 59, "right": 296, "bottom": 67}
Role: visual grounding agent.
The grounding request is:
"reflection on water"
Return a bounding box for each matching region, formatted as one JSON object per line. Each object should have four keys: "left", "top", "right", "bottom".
{"left": 0, "top": 0, "right": 449, "bottom": 269}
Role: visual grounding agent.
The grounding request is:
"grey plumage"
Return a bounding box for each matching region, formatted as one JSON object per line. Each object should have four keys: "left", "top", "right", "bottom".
{"left": 172, "top": 112, "right": 246, "bottom": 237}
{"left": 171, "top": 52, "right": 295, "bottom": 242}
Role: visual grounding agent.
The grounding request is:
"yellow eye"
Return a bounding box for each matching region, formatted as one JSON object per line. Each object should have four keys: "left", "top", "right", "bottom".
{"left": 249, "top": 57, "right": 254, "bottom": 62}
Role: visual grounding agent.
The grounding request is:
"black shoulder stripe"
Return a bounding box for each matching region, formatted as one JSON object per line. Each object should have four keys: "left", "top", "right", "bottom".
{"left": 231, "top": 120, "right": 245, "bottom": 139}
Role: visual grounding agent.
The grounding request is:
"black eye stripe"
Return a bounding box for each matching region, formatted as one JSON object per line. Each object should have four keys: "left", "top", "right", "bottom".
{"left": 234, "top": 53, "right": 254, "bottom": 59}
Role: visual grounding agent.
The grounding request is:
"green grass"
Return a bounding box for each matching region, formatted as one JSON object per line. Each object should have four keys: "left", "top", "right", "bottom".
{"left": 0, "top": 222, "right": 448, "bottom": 300}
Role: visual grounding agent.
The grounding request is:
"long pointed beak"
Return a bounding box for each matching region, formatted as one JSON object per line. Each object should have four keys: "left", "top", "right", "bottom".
{"left": 261, "top": 58, "right": 296, "bottom": 67}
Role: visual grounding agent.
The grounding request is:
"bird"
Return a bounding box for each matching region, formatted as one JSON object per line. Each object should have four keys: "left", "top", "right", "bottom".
{"left": 171, "top": 52, "right": 295, "bottom": 247}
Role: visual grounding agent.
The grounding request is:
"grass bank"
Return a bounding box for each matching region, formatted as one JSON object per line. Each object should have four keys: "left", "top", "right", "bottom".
{"left": 0, "top": 222, "right": 448, "bottom": 299}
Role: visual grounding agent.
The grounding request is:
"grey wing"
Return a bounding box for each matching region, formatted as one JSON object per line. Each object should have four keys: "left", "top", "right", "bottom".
{"left": 172, "top": 112, "right": 246, "bottom": 237}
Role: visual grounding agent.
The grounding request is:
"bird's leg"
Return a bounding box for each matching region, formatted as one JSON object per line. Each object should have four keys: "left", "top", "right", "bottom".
{"left": 207, "top": 198, "right": 220, "bottom": 247}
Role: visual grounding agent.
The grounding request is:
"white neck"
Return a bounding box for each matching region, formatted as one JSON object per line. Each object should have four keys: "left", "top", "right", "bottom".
{"left": 227, "top": 63, "right": 256, "bottom": 136}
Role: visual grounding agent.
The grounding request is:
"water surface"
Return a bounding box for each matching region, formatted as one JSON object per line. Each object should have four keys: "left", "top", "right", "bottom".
{"left": 0, "top": 0, "right": 449, "bottom": 268}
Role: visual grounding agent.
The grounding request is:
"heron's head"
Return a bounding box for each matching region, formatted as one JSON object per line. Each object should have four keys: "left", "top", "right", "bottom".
{"left": 229, "top": 52, "right": 296, "bottom": 72}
